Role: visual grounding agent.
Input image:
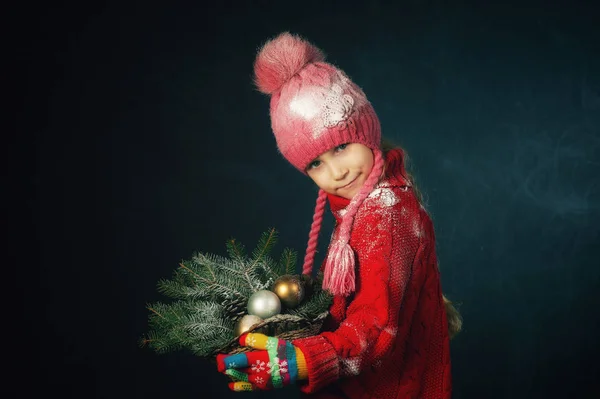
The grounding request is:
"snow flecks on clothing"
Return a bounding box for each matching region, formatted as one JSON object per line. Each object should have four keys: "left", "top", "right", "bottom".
{"left": 341, "top": 321, "right": 368, "bottom": 351}
{"left": 384, "top": 326, "right": 398, "bottom": 337}
{"left": 367, "top": 187, "right": 399, "bottom": 207}
{"left": 412, "top": 217, "right": 423, "bottom": 238}
{"left": 341, "top": 357, "right": 362, "bottom": 377}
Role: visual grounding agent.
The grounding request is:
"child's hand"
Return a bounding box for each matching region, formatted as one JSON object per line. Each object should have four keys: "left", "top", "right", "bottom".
{"left": 216, "top": 332, "right": 307, "bottom": 391}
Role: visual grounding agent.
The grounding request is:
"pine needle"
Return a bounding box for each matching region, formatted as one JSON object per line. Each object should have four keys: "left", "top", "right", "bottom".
{"left": 140, "top": 229, "right": 331, "bottom": 358}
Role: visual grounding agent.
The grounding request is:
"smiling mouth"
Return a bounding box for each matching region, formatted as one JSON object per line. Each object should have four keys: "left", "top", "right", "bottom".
{"left": 339, "top": 176, "right": 358, "bottom": 189}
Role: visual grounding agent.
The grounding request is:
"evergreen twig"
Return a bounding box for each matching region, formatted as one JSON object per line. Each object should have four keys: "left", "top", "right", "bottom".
{"left": 279, "top": 247, "right": 298, "bottom": 275}
{"left": 141, "top": 229, "right": 332, "bottom": 358}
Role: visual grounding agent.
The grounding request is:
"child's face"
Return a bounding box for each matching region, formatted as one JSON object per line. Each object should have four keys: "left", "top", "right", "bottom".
{"left": 306, "top": 143, "right": 374, "bottom": 200}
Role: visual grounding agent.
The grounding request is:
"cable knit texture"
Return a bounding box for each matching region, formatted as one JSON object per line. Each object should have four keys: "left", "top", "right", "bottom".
{"left": 254, "top": 32, "right": 381, "bottom": 174}
{"left": 293, "top": 148, "right": 451, "bottom": 398}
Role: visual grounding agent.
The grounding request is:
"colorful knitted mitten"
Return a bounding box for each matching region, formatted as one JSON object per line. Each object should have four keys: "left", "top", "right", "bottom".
{"left": 216, "top": 333, "right": 307, "bottom": 391}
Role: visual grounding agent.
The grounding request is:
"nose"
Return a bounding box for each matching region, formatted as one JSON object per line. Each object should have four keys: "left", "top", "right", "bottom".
{"left": 330, "top": 162, "right": 349, "bottom": 181}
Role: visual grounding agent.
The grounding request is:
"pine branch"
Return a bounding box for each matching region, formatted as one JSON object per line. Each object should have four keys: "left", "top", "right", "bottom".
{"left": 144, "top": 302, "right": 193, "bottom": 354}
{"left": 181, "top": 255, "right": 254, "bottom": 301}
{"left": 144, "top": 301, "right": 235, "bottom": 357}
{"left": 156, "top": 278, "right": 203, "bottom": 300}
{"left": 183, "top": 303, "right": 233, "bottom": 335}
{"left": 146, "top": 301, "right": 183, "bottom": 329}
{"left": 250, "top": 228, "right": 278, "bottom": 268}
{"left": 141, "top": 229, "right": 333, "bottom": 358}
{"left": 155, "top": 230, "right": 286, "bottom": 303}
{"left": 139, "top": 330, "right": 185, "bottom": 354}
{"left": 196, "top": 252, "right": 263, "bottom": 294}
{"left": 226, "top": 238, "right": 247, "bottom": 262}
{"left": 257, "top": 255, "right": 279, "bottom": 288}
{"left": 278, "top": 248, "right": 298, "bottom": 276}
{"left": 288, "top": 289, "right": 333, "bottom": 319}
{"left": 181, "top": 302, "right": 235, "bottom": 356}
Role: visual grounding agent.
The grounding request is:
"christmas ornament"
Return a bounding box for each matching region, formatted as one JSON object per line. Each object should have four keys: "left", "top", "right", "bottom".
{"left": 247, "top": 290, "right": 281, "bottom": 319}
{"left": 141, "top": 229, "right": 333, "bottom": 358}
{"left": 272, "top": 275, "right": 305, "bottom": 309}
{"left": 234, "top": 314, "right": 263, "bottom": 336}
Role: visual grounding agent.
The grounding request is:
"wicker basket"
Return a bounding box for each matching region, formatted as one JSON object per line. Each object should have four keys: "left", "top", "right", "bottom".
{"left": 214, "top": 311, "right": 329, "bottom": 356}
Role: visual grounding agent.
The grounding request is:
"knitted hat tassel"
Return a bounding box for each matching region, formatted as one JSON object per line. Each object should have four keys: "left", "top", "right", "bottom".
{"left": 320, "top": 149, "right": 384, "bottom": 296}
{"left": 322, "top": 239, "right": 356, "bottom": 297}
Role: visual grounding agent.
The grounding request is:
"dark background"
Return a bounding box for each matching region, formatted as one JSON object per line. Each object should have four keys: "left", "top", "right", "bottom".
{"left": 13, "top": 0, "right": 600, "bottom": 398}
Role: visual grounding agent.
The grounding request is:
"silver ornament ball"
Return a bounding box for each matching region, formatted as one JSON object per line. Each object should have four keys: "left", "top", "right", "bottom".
{"left": 247, "top": 290, "right": 281, "bottom": 319}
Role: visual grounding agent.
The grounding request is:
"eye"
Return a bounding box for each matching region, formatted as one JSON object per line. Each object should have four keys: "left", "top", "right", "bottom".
{"left": 307, "top": 160, "right": 321, "bottom": 170}
{"left": 335, "top": 143, "right": 348, "bottom": 152}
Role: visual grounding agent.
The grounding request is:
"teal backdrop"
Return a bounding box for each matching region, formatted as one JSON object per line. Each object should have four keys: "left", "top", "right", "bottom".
{"left": 18, "top": 1, "right": 600, "bottom": 398}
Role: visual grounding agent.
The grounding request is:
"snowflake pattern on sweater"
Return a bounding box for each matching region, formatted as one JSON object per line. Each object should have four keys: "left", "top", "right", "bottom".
{"left": 293, "top": 148, "right": 452, "bottom": 399}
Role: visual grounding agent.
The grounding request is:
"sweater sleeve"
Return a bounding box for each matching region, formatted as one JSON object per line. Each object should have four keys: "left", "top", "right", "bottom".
{"left": 293, "top": 188, "right": 423, "bottom": 393}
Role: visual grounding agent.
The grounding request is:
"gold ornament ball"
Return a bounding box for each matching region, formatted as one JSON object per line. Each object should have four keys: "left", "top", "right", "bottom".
{"left": 247, "top": 290, "right": 281, "bottom": 319}
{"left": 234, "top": 314, "right": 263, "bottom": 336}
{"left": 273, "top": 275, "right": 305, "bottom": 309}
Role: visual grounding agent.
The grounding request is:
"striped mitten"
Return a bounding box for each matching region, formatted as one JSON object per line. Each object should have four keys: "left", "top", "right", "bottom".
{"left": 216, "top": 333, "right": 307, "bottom": 391}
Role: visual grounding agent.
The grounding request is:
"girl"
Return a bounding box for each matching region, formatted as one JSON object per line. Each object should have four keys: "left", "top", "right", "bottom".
{"left": 217, "top": 32, "right": 462, "bottom": 398}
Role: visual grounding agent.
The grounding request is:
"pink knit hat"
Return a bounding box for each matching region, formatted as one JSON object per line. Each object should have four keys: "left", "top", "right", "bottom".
{"left": 254, "top": 32, "right": 384, "bottom": 296}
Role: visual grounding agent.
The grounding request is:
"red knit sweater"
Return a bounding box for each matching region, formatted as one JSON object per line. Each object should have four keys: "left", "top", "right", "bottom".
{"left": 293, "top": 149, "right": 451, "bottom": 399}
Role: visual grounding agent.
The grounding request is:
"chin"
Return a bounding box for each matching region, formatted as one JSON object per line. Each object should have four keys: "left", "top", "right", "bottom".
{"left": 344, "top": 189, "right": 359, "bottom": 200}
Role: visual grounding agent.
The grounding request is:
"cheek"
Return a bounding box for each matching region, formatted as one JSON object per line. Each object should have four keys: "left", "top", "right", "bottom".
{"left": 363, "top": 154, "right": 375, "bottom": 172}
{"left": 309, "top": 171, "right": 328, "bottom": 188}
{"left": 319, "top": 174, "right": 333, "bottom": 189}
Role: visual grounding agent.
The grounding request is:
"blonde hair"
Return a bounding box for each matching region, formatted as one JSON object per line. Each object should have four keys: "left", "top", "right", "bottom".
{"left": 381, "top": 137, "right": 463, "bottom": 340}
{"left": 443, "top": 294, "right": 463, "bottom": 340}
